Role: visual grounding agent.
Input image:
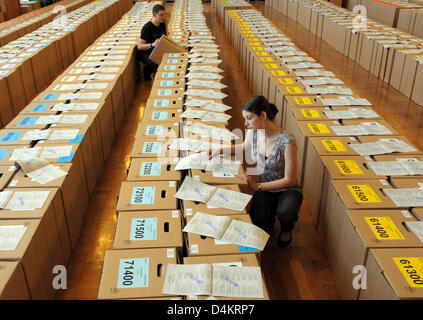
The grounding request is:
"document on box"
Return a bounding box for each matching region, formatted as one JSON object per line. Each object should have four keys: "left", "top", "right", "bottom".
{"left": 360, "top": 122, "right": 392, "bottom": 135}
{"left": 174, "top": 176, "right": 217, "bottom": 203}
{"left": 296, "top": 70, "right": 335, "bottom": 77}
{"left": 212, "top": 265, "right": 264, "bottom": 298}
{"left": 180, "top": 108, "right": 207, "bottom": 119}
{"left": 189, "top": 66, "right": 223, "bottom": 73}
{"left": 383, "top": 188, "right": 423, "bottom": 207}
{"left": 349, "top": 108, "right": 379, "bottom": 118}
{"left": 185, "top": 89, "right": 227, "bottom": 100}
{"left": 5, "top": 190, "right": 50, "bottom": 210}
{"left": 397, "top": 159, "right": 423, "bottom": 175}
{"left": 26, "top": 164, "right": 68, "bottom": 185}
{"left": 35, "top": 115, "right": 62, "bottom": 125}
{"left": 175, "top": 152, "right": 208, "bottom": 170}
{"left": 59, "top": 115, "right": 88, "bottom": 124}
{"left": 15, "top": 157, "right": 50, "bottom": 174}
{"left": 377, "top": 139, "right": 417, "bottom": 153}
{"left": 220, "top": 219, "right": 269, "bottom": 250}
{"left": 349, "top": 142, "right": 391, "bottom": 156}
{"left": 162, "top": 264, "right": 212, "bottom": 296}
{"left": 186, "top": 73, "right": 223, "bottom": 80}
{"left": 185, "top": 99, "right": 212, "bottom": 107}
{"left": 183, "top": 212, "right": 231, "bottom": 239}
{"left": 367, "top": 161, "right": 411, "bottom": 176}
{"left": 10, "top": 147, "right": 42, "bottom": 161}
{"left": 202, "top": 112, "right": 231, "bottom": 123}
{"left": 48, "top": 129, "right": 79, "bottom": 141}
{"left": 188, "top": 79, "right": 226, "bottom": 90}
{"left": 169, "top": 138, "right": 202, "bottom": 151}
{"left": 0, "top": 191, "right": 14, "bottom": 209}
{"left": 202, "top": 102, "right": 232, "bottom": 112}
{"left": 40, "top": 145, "right": 73, "bottom": 159}
{"left": 302, "top": 78, "right": 344, "bottom": 86}
{"left": 0, "top": 225, "right": 28, "bottom": 251}
{"left": 207, "top": 188, "right": 252, "bottom": 212}
{"left": 331, "top": 125, "right": 366, "bottom": 136}
{"left": 205, "top": 159, "right": 241, "bottom": 176}
{"left": 404, "top": 221, "right": 423, "bottom": 243}
{"left": 21, "top": 129, "right": 52, "bottom": 141}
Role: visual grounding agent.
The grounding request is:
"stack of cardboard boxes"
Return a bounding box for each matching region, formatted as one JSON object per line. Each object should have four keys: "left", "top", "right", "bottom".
{"left": 0, "top": 0, "right": 134, "bottom": 129}
{"left": 211, "top": 0, "right": 253, "bottom": 27}
{"left": 265, "top": 0, "right": 423, "bottom": 108}
{"left": 97, "top": 0, "right": 269, "bottom": 300}
{"left": 224, "top": 6, "right": 423, "bottom": 300}
{"left": 0, "top": 0, "right": 142, "bottom": 300}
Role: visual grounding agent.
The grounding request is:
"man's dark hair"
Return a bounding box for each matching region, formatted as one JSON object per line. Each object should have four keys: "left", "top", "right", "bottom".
{"left": 153, "top": 4, "right": 165, "bottom": 15}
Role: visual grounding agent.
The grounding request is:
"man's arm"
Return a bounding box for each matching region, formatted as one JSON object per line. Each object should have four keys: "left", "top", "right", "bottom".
{"left": 137, "top": 37, "right": 160, "bottom": 51}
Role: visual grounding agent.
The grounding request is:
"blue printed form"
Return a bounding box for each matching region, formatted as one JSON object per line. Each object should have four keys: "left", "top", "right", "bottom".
{"left": 17, "top": 117, "right": 38, "bottom": 126}
{"left": 157, "top": 89, "right": 172, "bottom": 96}
{"left": 31, "top": 104, "right": 49, "bottom": 112}
{"left": 153, "top": 99, "right": 170, "bottom": 107}
{"left": 139, "top": 162, "right": 162, "bottom": 176}
{"left": 142, "top": 142, "right": 162, "bottom": 154}
{"left": 41, "top": 93, "right": 59, "bottom": 101}
{"left": 151, "top": 111, "right": 168, "bottom": 121}
{"left": 129, "top": 218, "right": 157, "bottom": 241}
{"left": 168, "top": 53, "right": 180, "bottom": 58}
{"left": 162, "top": 73, "right": 175, "bottom": 78}
{"left": 145, "top": 125, "right": 163, "bottom": 136}
{"left": 117, "top": 258, "right": 149, "bottom": 289}
{"left": 160, "top": 80, "right": 174, "bottom": 86}
{"left": 130, "top": 186, "right": 156, "bottom": 205}
{"left": 164, "top": 65, "right": 176, "bottom": 71}
{"left": 0, "top": 132, "right": 23, "bottom": 142}
{"left": 0, "top": 149, "right": 10, "bottom": 161}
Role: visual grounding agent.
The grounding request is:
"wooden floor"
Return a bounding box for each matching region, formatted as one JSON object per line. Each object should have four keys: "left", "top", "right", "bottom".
{"left": 56, "top": 2, "right": 423, "bottom": 300}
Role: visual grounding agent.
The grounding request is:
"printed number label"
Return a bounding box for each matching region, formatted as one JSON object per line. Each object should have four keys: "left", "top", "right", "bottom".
{"left": 322, "top": 140, "right": 348, "bottom": 152}
{"left": 393, "top": 257, "right": 423, "bottom": 288}
{"left": 307, "top": 123, "right": 330, "bottom": 134}
{"left": 364, "top": 217, "right": 405, "bottom": 240}
{"left": 347, "top": 185, "right": 382, "bottom": 203}
{"left": 334, "top": 160, "right": 364, "bottom": 175}
{"left": 117, "top": 258, "right": 149, "bottom": 289}
{"left": 301, "top": 109, "right": 321, "bottom": 118}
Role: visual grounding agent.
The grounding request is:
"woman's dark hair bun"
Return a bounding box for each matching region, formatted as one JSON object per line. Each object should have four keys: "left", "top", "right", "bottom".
{"left": 242, "top": 96, "right": 278, "bottom": 121}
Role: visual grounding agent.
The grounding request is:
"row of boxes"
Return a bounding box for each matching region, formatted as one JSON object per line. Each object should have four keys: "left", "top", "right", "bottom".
{"left": 266, "top": 0, "right": 423, "bottom": 107}
{"left": 0, "top": 0, "right": 145, "bottom": 300}
{"left": 97, "top": 0, "right": 269, "bottom": 300}
{"left": 211, "top": 0, "right": 253, "bottom": 27}
{"left": 224, "top": 7, "right": 423, "bottom": 299}
{"left": 0, "top": 0, "right": 134, "bottom": 129}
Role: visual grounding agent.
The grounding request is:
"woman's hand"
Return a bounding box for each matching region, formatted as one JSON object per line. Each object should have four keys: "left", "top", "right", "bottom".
{"left": 238, "top": 174, "right": 259, "bottom": 191}
{"left": 200, "top": 148, "right": 221, "bottom": 160}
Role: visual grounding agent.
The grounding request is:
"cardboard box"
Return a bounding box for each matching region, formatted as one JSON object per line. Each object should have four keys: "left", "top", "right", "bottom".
{"left": 152, "top": 77, "right": 186, "bottom": 89}
{"left": 412, "top": 208, "right": 423, "bottom": 220}
{"left": 190, "top": 165, "right": 247, "bottom": 185}
{"left": 145, "top": 97, "right": 184, "bottom": 111}
{"left": 0, "top": 75, "right": 14, "bottom": 127}
{"left": 142, "top": 107, "right": 183, "bottom": 123}
{"left": 154, "top": 70, "right": 186, "bottom": 82}
{"left": 360, "top": 248, "right": 423, "bottom": 300}
{"left": 10, "top": 162, "right": 87, "bottom": 253}
{"left": 113, "top": 210, "right": 183, "bottom": 253}
{"left": 0, "top": 219, "right": 56, "bottom": 299}
{"left": 357, "top": 135, "right": 421, "bottom": 156}
{"left": 149, "top": 87, "right": 185, "bottom": 100}
{"left": 371, "top": 154, "right": 423, "bottom": 179}
{"left": 332, "top": 209, "right": 423, "bottom": 300}
{"left": 149, "top": 35, "right": 188, "bottom": 65}
{"left": 411, "top": 60, "right": 423, "bottom": 106}
{"left": 182, "top": 184, "right": 247, "bottom": 218}
{"left": 127, "top": 157, "right": 182, "bottom": 182}
{"left": 116, "top": 181, "right": 178, "bottom": 215}
{"left": 185, "top": 214, "right": 261, "bottom": 257}
{"left": 183, "top": 254, "right": 269, "bottom": 300}
{"left": 0, "top": 128, "right": 43, "bottom": 146}
{"left": 156, "top": 62, "right": 187, "bottom": 74}
{"left": 0, "top": 261, "right": 30, "bottom": 300}
{"left": 135, "top": 121, "right": 180, "bottom": 140}
{"left": 97, "top": 248, "right": 178, "bottom": 300}
{"left": 130, "top": 138, "right": 178, "bottom": 159}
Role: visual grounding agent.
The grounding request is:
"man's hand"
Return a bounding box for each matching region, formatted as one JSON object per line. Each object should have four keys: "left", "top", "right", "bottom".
{"left": 152, "top": 37, "right": 160, "bottom": 48}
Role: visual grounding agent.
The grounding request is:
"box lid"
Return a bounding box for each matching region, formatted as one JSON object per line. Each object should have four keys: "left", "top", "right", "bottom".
{"left": 0, "top": 219, "right": 40, "bottom": 260}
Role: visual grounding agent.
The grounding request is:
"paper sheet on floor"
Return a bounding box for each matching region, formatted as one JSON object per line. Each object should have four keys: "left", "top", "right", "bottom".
{"left": 0, "top": 225, "right": 28, "bottom": 251}
{"left": 183, "top": 212, "right": 231, "bottom": 239}
{"left": 162, "top": 264, "right": 212, "bottom": 296}
{"left": 212, "top": 265, "right": 264, "bottom": 298}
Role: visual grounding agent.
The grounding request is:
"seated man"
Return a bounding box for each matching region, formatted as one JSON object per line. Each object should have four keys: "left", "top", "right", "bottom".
{"left": 137, "top": 4, "right": 167, "bottom": 81}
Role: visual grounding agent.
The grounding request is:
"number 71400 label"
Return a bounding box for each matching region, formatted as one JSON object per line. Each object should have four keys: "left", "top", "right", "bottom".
{"left": 117, "top": 258, "right": 149, "bottom": 289}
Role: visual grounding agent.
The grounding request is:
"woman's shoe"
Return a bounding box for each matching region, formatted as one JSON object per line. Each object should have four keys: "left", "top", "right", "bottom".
{"left": 277, "top": 231, "right": 292, "bottom": 248}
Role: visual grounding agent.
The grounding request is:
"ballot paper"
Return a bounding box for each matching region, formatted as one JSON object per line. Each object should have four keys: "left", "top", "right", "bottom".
{"left": 377, "top": 139, "right": 417, "bottom": 153}
{"left": 26, "top": 164, "right": 68, "bottom": 185}
{"left": 162, "top": 264, "right": 212, "bottom": 296}
{"left": 189, "top": 58, "right": 222, "bottom": 64}
{"left": 306, "top": 86, "right": 353, "bottom": 95}
{"left": 187, "top": 80, "right": 227, "bottom": 90}
{"left": 220, "top": 219, "right": 269, "bottom": 250}
{"left": 180, "top": 109, "right": 207, "bottom": 119}
{"left": 189, "top": 66, "right": 223, "bottom": 73}
{"left": 169, "top": 138, "right": 203, "bottom": 151}
{"left": 59, "top": 114, "right": 88, "bottom": 124}
{"left": 174, "top": 176, "right": 217, "bottom": 203}
{"left": 5, "top": 190, "right": 50, "bottom": 210}
{"left": 207, "top": 188, "right": 252, "bottom": 212}
{"left": 349, "top": 108, "right": 379, "bottom": 118}
{"left": 282, "top": 56, "right": 315, "bottom": 63}
{"left": 40, "top": 145, "right": 73, "bottom": 159}
{"left": 383, "top": 188, "right": 423, "bottom": 207}
{"left": 190, "top": 49, "right": 220, "bottom": 54}
{"left": 35, "top": 115, "right": 62, "bottom": 125}
{"left": 175, "top": 152, "right": 209, "bottom": 170}
{"left": 10, "top": 147, "right": 42, "bottom": 161}
{"left": 21, "top": 129, "right": 52, "bottom": 141}
{"left": 184, "top": 99, "right": 212, "bottom": 107}
{"left": 48, "top": 129, "right": 79, "bottom": 141}
{"left": 397, "top": 159, "right": 423, "bottom": 175}
{"left": 205, "top": 157, "right": 241, "bottom": 175}
{"left": 294, "top": 70, "right": 335, "bottom": 77}
{"left": 212, "top": 265, "right": 264, "bottom": 298}
{"left": 188, "top": 53, "right": 219, "bottom": 59}
{"left": 331, "top": 125, "right": 367, "bottom": 136}
{"left": 183, "top": 212, "right": 231, "bottom": 239}
{"left": 0, "top": 191, "right": 14, "bottom": 209}
{"left": 201, "top": 112, "right": 231, "bottom": 123}
{"left": 202, "top": 102, "right": 232, "bottom": 113}
{"left": 186, "top": 73, "right": 223, "bottom": 80}
{"left": 301, "top": 78, "right": 344, "bottom": 86}
{"left": 367, "top": 161, "right": 412, "bottom": 176}
{"left": 185, "top": 89, "right": 227, "bottom": 100}
{"left": 404, "top": 221, "right": 423, "bottom": 243}
{"left": 360, "top": 122, "right": 392, "bottom": 135}
{"left": 349, "top": 142, "right": 391, "bottom": 156}
{"left": 0, "top": 225, "right": 28, "bottom": 251}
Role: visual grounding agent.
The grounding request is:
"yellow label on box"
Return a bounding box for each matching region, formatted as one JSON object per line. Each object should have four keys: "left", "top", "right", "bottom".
{"left": 334, "top": 160, "right": 363, "bottom": 175}
{"left": 364, "top": 217, "right": 405, "bottom": 240}
{"left": 347, "top": 184, "right": 382, "bottom": 203}
{"left": 307, "top": 123, "right": 330, "bottom": 134}
{"left": 279, "top": 78, "right": 294, "bottom": 85}
{"left": 272, "top": 71, "right": 286, "bottom": 76}
{"left": 250, "top": 38, "right": 260, "bottom": 41}
{"left": 286, "top": 87, "right": 303, "bottom": 94}
{"left": 261, "top": 57, "right": 274, "bottom": 62}
{"left": 265, "top": 64, "right": 279, "bottom": 69}
{"left": 393, "top": 257, "right": 423, "bottom": 288}
{"left": 295, "top": 97, "right": 312, "bottom": 105}
{"left": 301, "top": 109, "right": 321, "bottom": 118}
{"left": 322, "top": 140, "right": 348, "bottom": 152}
{"left": 243, "top": 30, "right": 252, "bottom": 34}
{"left": 253, "top": 47, "right": 264, "bottom": 51}
{"left": 249, "top": 42, "right": 261, "bottom": 46}
{"left": 241, "top": 27, "right": 250, "bottom": 30}
{"left": 256, "top": 52, "right": 269, "bottom": 56}
{"left": 246, "top": 34, "right": 256, "bottom": 37}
